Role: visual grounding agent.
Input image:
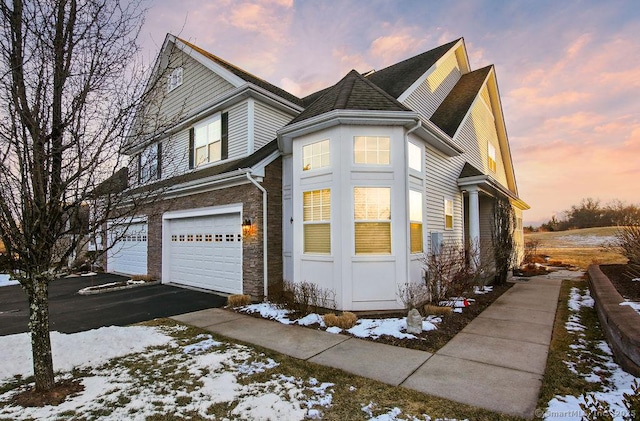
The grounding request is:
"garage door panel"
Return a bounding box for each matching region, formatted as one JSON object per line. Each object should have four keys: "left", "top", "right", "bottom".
{"left": 166, "top": 212, "right": 242, "bottom": 294}
{"left": 107, "top": 222, "right": 148, "bottom": 275}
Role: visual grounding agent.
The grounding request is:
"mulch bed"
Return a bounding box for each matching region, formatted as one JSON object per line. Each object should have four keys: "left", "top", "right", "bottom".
{"left": 358, "top": 283, "right": 513, "bottom": 353}
{"left": 599, "top": 264, "right": 640, "bottom": 301}
{"left": 239, "top": 283, "right": 513, "bottom": 354}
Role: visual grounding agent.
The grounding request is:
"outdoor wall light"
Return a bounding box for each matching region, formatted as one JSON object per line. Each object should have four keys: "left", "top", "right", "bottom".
{"left": 242, "top": 218, "right": 254, "bottom": 236}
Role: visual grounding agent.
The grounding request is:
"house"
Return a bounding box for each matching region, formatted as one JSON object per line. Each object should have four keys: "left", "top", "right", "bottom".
{"left": 104, "top": 34, "right": 528, "bottom": 311}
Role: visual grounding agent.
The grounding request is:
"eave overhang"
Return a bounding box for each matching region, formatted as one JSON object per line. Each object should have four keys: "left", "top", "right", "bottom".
{"left": 124, "top": 83, "right": 302, "bottom": 155}
{"left": 458, "top": 174, "right": 530, "bottom": 210}
{"left": 277, "top": 110, "right": 463, "bottom": 157}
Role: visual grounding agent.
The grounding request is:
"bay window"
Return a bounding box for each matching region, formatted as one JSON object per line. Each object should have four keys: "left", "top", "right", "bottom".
{"left": 354, "top": 187, "right": 391, "bottom": 254}
{"left": 303, "top": 189, "right": 331, "bottom": 254}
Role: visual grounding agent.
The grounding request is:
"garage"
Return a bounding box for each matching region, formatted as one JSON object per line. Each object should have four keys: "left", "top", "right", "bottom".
{"left": 163, "top": 207, "right": 243, "bottom": 294}
{"left": 107, "top": 220, "right": 148, "bottom": 275}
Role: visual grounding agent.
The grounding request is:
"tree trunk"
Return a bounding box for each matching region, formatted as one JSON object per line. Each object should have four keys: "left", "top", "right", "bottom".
{"left": 28, "top": 279, "right": 55, "bottom": 391}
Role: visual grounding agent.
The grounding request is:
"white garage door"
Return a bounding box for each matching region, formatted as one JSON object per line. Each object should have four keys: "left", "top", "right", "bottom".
{"left": 166, "top": 213, "right": 242, "bottom": 294}
{"left": 107, "top": 221, "right": 148, "bottom": 275}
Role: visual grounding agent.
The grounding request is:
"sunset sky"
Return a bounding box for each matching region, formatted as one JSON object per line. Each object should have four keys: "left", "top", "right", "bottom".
{"left": 140, "top": 0, "right": 640, "bottom": 226}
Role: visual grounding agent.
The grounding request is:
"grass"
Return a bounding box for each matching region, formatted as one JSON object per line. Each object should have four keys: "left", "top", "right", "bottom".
{"left": 0, "top": 318, "right": 525, "bottom": 420}
{"left": 537, "top": 279, "right": 614, "bottom": 412}
{"left": 525, "top": 226, "right": 627, "bottom": 269}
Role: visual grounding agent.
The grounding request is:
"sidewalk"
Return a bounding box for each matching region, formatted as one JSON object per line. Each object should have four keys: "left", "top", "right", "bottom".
{"left": 171, "top": 270, "right": 583, "bottom": 419}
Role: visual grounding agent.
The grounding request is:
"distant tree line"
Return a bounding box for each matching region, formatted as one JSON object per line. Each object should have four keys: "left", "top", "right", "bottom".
{"left": 537, "top": 198, "right": 640, "bottom": 231}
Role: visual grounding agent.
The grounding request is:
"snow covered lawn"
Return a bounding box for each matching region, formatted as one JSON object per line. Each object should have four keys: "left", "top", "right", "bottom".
{"left": 0, "top": 273, "right": 19, "bottom": 287}
{"left": 0, "top": 321, "right": 473, "bottom": 420}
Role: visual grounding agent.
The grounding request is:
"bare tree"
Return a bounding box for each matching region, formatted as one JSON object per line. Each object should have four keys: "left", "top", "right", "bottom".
{"left": 0, "top": 0, "right": 167, "bottom": 393}
{"left": 491, "top": 196, "right": 516, "bottom": 285}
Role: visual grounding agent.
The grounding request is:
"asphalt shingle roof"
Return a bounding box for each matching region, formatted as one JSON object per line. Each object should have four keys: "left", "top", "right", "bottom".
{"left": 430, "top": 65, "right": 493, "bottom": 137}
{"left": 287, "top": 70, "right": 410, "bottom": 126}
{"left": 365, "top": 39, "right": 460, "bottom": 98}
{"left": 178, "top": 38, "right": 304, "bottom": 107}
{"left": 458, "top": 162, "right": 484, "bottom": 179}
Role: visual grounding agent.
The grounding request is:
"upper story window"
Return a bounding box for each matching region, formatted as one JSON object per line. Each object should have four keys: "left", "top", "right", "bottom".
{"left": 354, "top": 136, "right": 390, "bottom": 165}
{"left": 354, "top": 187, "right": 391, "bottom": 254}
{"left": 408, "top": 141, "right": 422, "bottom": 172}
{"left": 444, "top": 198, "right": 454, "bottom": 230}
{"left": 189, "top": 113, "right": 229, "bottom": 168}
{"left": 167, "top": 67, "right": 183, "bottom": 93}
{"left": 409, "top": 190, "right": 423, "bottom": 253}
{"left": 303, "top": 189, "right": 331, "bottom": 254}
{"left": 138, "top": 143, "right": 161, "bottom": 183}
{"left": 488, "top": 143, "right": 497, "bottom": 173}
{"left": 302, "top": 139, "right": 330, "bottom": 171}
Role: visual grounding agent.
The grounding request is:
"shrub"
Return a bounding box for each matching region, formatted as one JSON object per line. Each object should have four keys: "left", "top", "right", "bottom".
{"left": 614, "top": 224, "right": 640, "bottom": 279}
{"left": 523, "top": 239, "right": 541, "bottom": 264}
{"left": 423, "top": 304, "right": 452, "bottom": 315}
{"left": 271, "top": 280, "right": 336, "bottom": 316}
{"left": 323, "top": 312, "right": 357, "bottom": 329}
{"left": 423, "top": 241, "right": 487, "bottom": 304}
{"left": 397, "top": 282, "right": 429, "bottom": 310}
{"left": 227, "top": 294, "right": 252, "bottom": 307}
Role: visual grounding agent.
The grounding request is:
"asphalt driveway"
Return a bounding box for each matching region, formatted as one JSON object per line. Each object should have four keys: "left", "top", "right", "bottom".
{"left": 0, "top": 273, "right": 226, "bottom": 336}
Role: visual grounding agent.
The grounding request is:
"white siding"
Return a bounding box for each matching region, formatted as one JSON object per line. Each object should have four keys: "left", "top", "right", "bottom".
{"left": 161, "top": 129, "right": 190, "bottom": 179}
{"left": 228, "top": 101, "right": 249, "bottom": 160}
{"left": 403, "top": 52, "right": 461, "bottom": 119}
{"left": 456, "top": 97, "right": 509, "bottom": 188}
{"left": 424, "top": 145, "right": 465, "bottom": 252}
{"left": 254, "top": 101, "right": 294, "bottom": 151}
{"left": 157, "top": 47, "right": 236, "bottom": 123}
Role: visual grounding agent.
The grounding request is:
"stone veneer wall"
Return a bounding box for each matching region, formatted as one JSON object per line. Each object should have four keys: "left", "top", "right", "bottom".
{"left": 144, "top": 157, "right": 283, "bottom": 300}
{"left": 587, "top": 265, "right": 640, "bottom": 376}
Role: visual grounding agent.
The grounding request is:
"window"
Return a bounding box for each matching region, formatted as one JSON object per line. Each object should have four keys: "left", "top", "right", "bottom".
{"left": 409, "top": 190, "right": 423, "bottom": 253}
{"left": 488, "top": 143, "right": 497, "bottom": 173}
{"left": 302, "top": 139, "right": 330, "bottom": 171}
{"left": 354, "top": 187, "right": 391, "bottom": 254}
{"left": 303, "top": 189, "right": 331, "bottom": 254}
{"left": 167, "top": 67, "right": 183, "bottom": 92}
{"left": 444, "top": 198, "right": 454, "bottom": 230}
{"left": 138, "top": 143, "right": 160, "bottom": 183}
{"left": 408, "top": 141, "right": 422, "bottom": 172}
{"left": 354, "top": 136, "right": 390, "bottom": 165}
{"left": 194, "top": 114, "right": 222, "bottom": 166}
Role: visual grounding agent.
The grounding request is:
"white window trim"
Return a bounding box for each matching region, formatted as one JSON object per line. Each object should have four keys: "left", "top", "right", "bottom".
{"left": 409, "top": 190, "right": 423, "bottom": 253}
{"left": 408, "top": 140, "right": 423, "bottom": 173}
{"left": 167, "top": 67, "right": 183, "bottom": 93}
{"left": 444, "top": 197, "right": 454, "bottom": 230}
{"left": 354, "top": 135, "right": 391, "bottom": 166}
{"left": 302, "top": 139, "right": 330, "bottom": 172}
{"left": 488, "top": 142, "right": 497, "bottom": 173}
{"left": 354, "top": 187, "right": 392, "bottom": 255}
{"left": 194, "top": 112, "right": 222, "bottom": 167}
{"left": 302, "top": 188, "right": 331, "bottom": 255}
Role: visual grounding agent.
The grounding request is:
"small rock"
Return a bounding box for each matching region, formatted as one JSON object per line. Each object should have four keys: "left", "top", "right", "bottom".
{"left": 406, "top": 308, "right": 423, "bottom": 334}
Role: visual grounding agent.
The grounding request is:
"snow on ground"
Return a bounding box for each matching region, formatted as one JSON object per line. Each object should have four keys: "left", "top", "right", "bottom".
{"left": 620, "top": 300, "right": 640, "bottom": 315}
{"left": 0, "top": 324, "right": 463, "bottom": 420}
{"left": 544, "top": 287, "right": 638, "bottom": 420}
{"left": 0, "top": 326, "right": 173, "bottom": 383}
{"left": 553, "top": 234, "right": 616, "bottom": 247}
{"left": 0, "top": 327, "right": 336, "bottom": 420}
{"left": 240, "top": 303, "right": 441, "bottom": 339}
{"left": 0, "top": 273, "right": 19, "bottom": 287}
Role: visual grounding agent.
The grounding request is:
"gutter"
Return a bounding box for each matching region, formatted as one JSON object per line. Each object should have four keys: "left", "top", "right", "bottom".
{"left": 246, "top": 172, "right": 269, "bottom": 300}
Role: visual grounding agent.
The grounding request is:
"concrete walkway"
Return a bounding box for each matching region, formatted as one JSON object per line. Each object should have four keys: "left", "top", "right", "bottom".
{"left": 171, "top": 270, "right": 583, "bottom": 419}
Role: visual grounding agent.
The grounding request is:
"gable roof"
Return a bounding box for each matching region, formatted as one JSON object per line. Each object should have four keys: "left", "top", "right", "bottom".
{"left": 429, "top": 65, "right": 492, "bottom": 137}
{"left": 365, "top": 39, "right": 461, "bottom": 98}
{"left": 177, "top": 38, "right": 304, "bottom": 107}
{"left": 287, "top": 70, "right": 410, "bottom": 126}
{"left": 458, "top": 162, "right": 484, "bottom": 179}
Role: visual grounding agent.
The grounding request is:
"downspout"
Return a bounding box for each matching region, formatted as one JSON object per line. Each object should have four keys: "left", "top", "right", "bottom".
{"left": 405, "top": 120, "right": 422, "bottom": 285}
{"left": 246, "top": 172, "right": 269, "bottom": 300}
